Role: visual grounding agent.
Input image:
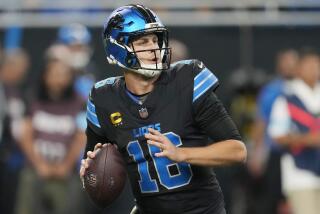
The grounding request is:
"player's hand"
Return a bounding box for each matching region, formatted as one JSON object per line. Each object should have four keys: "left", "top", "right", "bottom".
{"left": 145, "top": 128, "right": 185, "bottom": 162}
{"left": 79, "top": 143, "right": 107, "bottom": 188}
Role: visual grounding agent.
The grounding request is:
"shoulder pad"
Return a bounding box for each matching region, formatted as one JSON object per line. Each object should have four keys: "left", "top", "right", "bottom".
{"left": 170, "top": 59, "right": 196, "bottom": 77}
{"left": 94, "top": 76, "right": 122, "bottom": 89}
{"left": 171, "top": 59, "right": 194, "bottom": 67}
{"left": 192, "top": 60, "right": 219, "bottom": 103}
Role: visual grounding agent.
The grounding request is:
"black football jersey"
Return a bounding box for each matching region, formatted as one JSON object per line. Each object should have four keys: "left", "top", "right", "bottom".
{"left": 86, "top": 59, "right": 241, "bottom": 213}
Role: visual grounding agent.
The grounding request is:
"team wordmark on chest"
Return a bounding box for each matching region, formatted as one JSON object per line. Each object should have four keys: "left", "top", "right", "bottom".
{"left": 132, "top": 123, "right": 161, "bottom": 138}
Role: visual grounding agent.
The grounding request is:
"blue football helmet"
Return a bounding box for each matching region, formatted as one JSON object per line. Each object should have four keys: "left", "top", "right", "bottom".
{"left": 58, "top": 23, "right": 91, "bottom": 45}
{"left": 103, "top": 4, "right": 171, "bottom": 77}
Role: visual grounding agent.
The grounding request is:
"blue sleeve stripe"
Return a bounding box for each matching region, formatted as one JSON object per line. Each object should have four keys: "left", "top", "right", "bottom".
{"left": 87, "top": 106, "right": 97, "bottom": 117}
{"left": 87, "top": 100, "right": 96, "bottom": 114}
{"left": 87, "top": 107, "right": 98, "bottom": 118}
{"left": 193, "top": 74, "right": 218, "bottom": 102}
{"left": 194, "top": 72, "right": 214, "bottom": 91}
{"left": 194, "top": 68, "right": 212, "bottom": 87}
{"left": 86, "top": 99, "right": 100, "bottom": 128}
{"left": 86, "top": 111, "right": 101, "bottom": 128}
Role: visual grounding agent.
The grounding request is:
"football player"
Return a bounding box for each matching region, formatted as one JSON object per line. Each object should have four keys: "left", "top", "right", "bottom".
{"left": 80, "top": 4, "right": 247, "bottom": 214}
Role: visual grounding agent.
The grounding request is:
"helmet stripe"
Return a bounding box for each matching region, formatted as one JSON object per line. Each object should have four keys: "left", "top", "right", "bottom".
{"left": 134, "top": 4, "right": 154, "bottom": 23}
{"left": 145, "top": 8, "right": 156, "bottom": 23}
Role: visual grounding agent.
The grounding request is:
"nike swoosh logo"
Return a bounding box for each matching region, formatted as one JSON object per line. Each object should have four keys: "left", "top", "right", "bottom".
{"left": 198, "top": 61, "right": 204, "bottom": 69}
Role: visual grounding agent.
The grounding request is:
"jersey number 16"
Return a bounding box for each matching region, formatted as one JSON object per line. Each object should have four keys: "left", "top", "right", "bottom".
{"left": 127, "top": 132, "right": 193, "bottom": 193}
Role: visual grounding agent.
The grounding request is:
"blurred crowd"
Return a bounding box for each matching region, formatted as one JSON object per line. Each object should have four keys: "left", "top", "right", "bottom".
{"left": 1, "top": 24, "right": 320, "bottom": 214}
{"left": 0, "top": 24, "right": 95, "bottom": 214}
{"left": 226, "top": 48, "right": 320, "bottom": 214}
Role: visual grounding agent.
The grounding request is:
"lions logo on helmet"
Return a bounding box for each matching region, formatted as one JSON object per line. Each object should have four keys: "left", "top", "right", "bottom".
{"left": 103, "top": 4, "right": 171, "bottom": 78}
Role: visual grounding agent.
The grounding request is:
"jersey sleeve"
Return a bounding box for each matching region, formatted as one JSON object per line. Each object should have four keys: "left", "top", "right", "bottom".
{"left": 192, "top": 60, "right": 219, "bottom": 104}
{"left": 84, "top": 87, "right": 111, "bottom": 157}
{"left": 84, "top": 126, "right": 109, "bottom": 158}
{"left": 86, "top": 87, "right": 105, "bottom": 137}
{"left": 193, "top": 90, "right": 242, "bottom": 144}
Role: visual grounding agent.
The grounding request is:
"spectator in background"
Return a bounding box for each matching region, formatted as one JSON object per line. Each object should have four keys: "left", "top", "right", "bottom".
{"left": 0, "top": 54, "right": 7, "bottom": 214}
{"left": 45, "top": 43, "right": 73, "bottom": 66}
{"left": 248, "top": 49, "right": 298, "bottom": 214}
{"left": 15, "top": 59, "right": 86, "bottom": 214}
{"left": 0, "top": 49, "right": 30, "bottom": 214}
{"left": 170, "top": 39, "right": 190, "bottom": 62}
{"left": 57, "top": 23, "right": 99, "bottom": 100}
{"left": 254, "top": 49, "right": 298, "bottom": 151}
{"left": 268, "top": 48, "right": 320, "bottom": 214}
{"left": 57, "top": 23, "right": 92, "bottom": 72}
{"left": 0, "top": 81, "right": 5, "bottom": 142}
{"left": 226, "top": 66, "right": 268, "bottom": 214}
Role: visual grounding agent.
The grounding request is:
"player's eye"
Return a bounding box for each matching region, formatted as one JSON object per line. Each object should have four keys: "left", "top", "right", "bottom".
{"left": 135, "top": 39, "right": 148, "bottom": 46}
{"left": 153, "top": 37, "right": 158, "bottom": 44}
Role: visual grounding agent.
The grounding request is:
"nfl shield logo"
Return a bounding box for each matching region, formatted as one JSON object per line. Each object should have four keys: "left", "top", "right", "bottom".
{"left": 139, "top": 107, "right": 148, "bottom": 119}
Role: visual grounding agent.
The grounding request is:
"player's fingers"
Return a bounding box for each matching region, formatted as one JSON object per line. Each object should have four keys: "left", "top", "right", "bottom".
{"left": 94, "top": 143, "right": 102, "bottom": 150}
{"left": 87, "top": 151, "right": 93, "bottom": 158}
{"left": 86, "top": 151, "right": 91, "bottom": 158}
{"left": 155, "top": 151, "right": 166, "bottom": 157}
{"left": 87, "top": 151, "right": 97, "bottom": 159}
{"left": 147, "top": 140, "right": 164, "bottom": 149}
{"left": 145, "top": 133, "right": 161, "bottom": 142}
{"left": 79, "top": 169, "right": 86, "bottom": 189}
{"left": 81, "top": 159, "right": 87, "bottom": 169}
{"left": 79, "top": 167, "right": 85, "bottom": 177}
{"left": 79, "top": 160, "right": 86, "bottom": 177}
{"left": 84, "top": 158, "right": 91, "bottom": 168}
{"left": 147, "top": 129, "right": 169, "bottom": 144}
{"left": 148, "top": 128, "right": 162, "bottom": 136}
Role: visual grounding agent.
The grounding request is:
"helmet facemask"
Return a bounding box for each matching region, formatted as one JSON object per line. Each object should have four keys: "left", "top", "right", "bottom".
{"left": 105, "top": 26, "right": 171, "bottom": 78}
{"left": 126, "top": 30, "right": 171, "bottom": 77}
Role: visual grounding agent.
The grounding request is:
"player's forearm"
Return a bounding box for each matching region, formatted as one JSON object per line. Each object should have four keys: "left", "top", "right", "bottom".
{"left": 178, "top": 140, "right": 247, "bottom": 166}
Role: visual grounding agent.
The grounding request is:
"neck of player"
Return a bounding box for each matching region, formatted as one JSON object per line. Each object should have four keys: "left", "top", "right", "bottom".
{"left": 124, "top": 71, "right": 159, "bottom": 95}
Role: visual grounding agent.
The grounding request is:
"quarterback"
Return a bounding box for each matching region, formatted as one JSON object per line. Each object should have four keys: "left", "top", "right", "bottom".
{"left": 80, "top": 4, "right": 247, "bottom": 214}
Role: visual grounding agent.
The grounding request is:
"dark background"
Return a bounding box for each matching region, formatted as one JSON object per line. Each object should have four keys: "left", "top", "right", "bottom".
{"left": 2, "top": 25, "right": 319, "bottom": 101}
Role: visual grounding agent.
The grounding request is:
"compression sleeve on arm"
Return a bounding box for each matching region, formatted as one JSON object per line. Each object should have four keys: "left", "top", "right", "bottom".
{"left": 193, "top": 92, "right": 242, "bottom": 143}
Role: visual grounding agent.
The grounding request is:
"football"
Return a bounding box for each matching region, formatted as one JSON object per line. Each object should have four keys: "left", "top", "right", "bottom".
{"left": 84, "top": 144, "right": 127, "bottom": 208}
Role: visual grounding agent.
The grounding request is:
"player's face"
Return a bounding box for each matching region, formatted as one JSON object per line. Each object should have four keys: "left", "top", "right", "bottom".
{"left": 131, "top": 34, "right": 160, "bottom": 65}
